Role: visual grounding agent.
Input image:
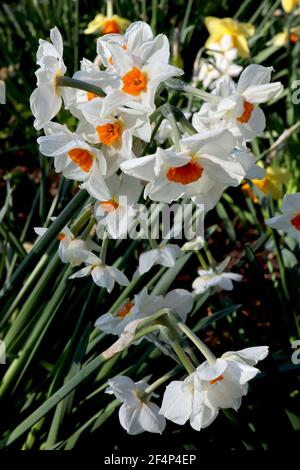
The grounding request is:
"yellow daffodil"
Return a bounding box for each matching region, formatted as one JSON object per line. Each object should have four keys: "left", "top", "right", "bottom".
{"left": 268, "top": 27, "right": 300, "bottom": 47}
{"left": 252, "top": 166, "right": 291, "bottom": 199}
{"left": 281, "top": 0, "right": 300, "bottom": 13}
{"left": 84, "top": 14, "right": 130, "bottom": 35}
{"left": 204, "top": 17, "right": 255, "bottom": 58}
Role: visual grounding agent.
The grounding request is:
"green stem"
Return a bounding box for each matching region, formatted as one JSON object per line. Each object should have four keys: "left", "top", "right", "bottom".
{"left": 0, "top": 190, "right": 89, "bottom": 306}
{"left": 203, "top": 241, "right": 215, "bottom": 265}
{"left": 0, "top": 265, "right": 73, "bottom": 398}
{"left": 150, "top": 0, "right": 158, "bottom": 34}
{"left": 0, "top": 352, "right": 107, "bottom": 448}
{"left": 133, "top": 324, "right": 167, "bottom": 342}
{"left": 142, "top": 115, "right": 163, "bottom": 155}
{"left": 169, "top": 340, "right": 195, "bottom": 374}
{"left": 0, "top": 248, "right": 53, "bottom": 329}
{"left": 195, "top": 250, "right": 208, "bottom": 269}
{"left": 165, "top": 78, "right": 221, "bottom": 103}
{"left": 57, "top": 76, "right": 105, "bottom": 97}
{"left": 180, "top": 0, "right": 194, "bottom": 42}
{"left": 100, "top": 229, "right": 109, "bottom": 263}
{"left": 107, "top": 0, "right": 113, "bottom": 17}
{"left": 39, "top": 153, "right": 47, "bottom": 224}
{"left": 149, "top": 237, "right": 159, "bottom": 249}
{"left": 80, "top": 216, "right": 96, "bottom": 240}
{"left": 73, "top": 0, "right": 79, "bottom": 73}
{"left": 177, "top": 322, "right": 216, "bottom": 364}
{"left": 3, "top": 204, "right": 92, "bottom": 346}
{"left": 162, "top": 104, "right": 181, "bottom": 151}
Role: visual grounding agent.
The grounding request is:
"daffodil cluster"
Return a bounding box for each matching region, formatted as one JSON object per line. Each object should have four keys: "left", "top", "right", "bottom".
{"left": 30, "top": 20, "right": 276, "bottom": 436}
{"left": 106, "top": 345, "right": 268, "bottom": 435}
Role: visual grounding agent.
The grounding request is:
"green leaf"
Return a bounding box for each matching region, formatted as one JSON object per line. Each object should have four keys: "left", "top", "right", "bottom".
{"left": 193, "top": 304, "right": 242, "bottom": 333}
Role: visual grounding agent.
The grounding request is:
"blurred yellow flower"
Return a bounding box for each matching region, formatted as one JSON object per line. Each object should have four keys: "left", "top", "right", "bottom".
{"left": 268, "top": 27, "right": 300, "bottom": 46}
{"left": 204, "top": 17, "right": 255, "bottom": 58}
{"left": 84, "top": 14, "right": 130, "bottom": 35}
{"left": 281, "top": 0, "right": 300, "bottom": 13}
{"left": 252, "top": 167, "right": 291, "bottom": 199}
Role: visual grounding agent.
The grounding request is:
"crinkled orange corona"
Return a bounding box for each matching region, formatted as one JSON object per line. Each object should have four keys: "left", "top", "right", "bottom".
{"left": 291, "top": 213, "right": 300, "bottom": 230}
{"left": 68, "top": 148, "right": 93, "bottom": 172}
{"left": 290, "top": 33, "right": 298, "bottom": 43}
{"left": 99, "top": 200, "right": 119, "bottom": 213}
{"left": 86, "top": 92, "right": 98, "bottom": 101}
{"left": 116, "top": 302, "right": 133, "bottom": 318}
{"left": 237, "top": 101, "right": 254, "bottom": 123}
{"left": 166, "top": 161, "right": 204, "bottom": 184}
{"left": 210, "top": 375, "right": 224, "bottom": 385}
{"left": 102, "top": 20, "right": 120, "bottom": 35}
{"left": 122, "top": 67, "right": 147, "bottom": 95}
{"left": 96, "top": 121, "right": 122, "bottom": 145}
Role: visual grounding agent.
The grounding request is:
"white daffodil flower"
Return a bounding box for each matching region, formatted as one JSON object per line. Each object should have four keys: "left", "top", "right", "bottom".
{"left": 37, "top": 122, "right": 108, "bottom": 186}
{"left": 34, "top": 225, "right": 99, "bottom": 267}
{"left": 92, "top": 174, "right": 141, "bottom": 239}
{"left": 209, "top": 35, "right": 242, "bottom": 62}
{"left": 97, "top": 22, "right": 183, "bottom": 112}
{"left": 69, "top": 251, "right": 129, "bottom": 292}
{"left": 30, "top": 27, "right": 70, "bottom": 130}
{"left": 137, "top": 244, "right": 183, "bottom": 275}
{"left": 181, "top": 236, "right": 205, "bottom": 252}
{"left": 160, "top": 346, "right": 268, "bottom": 431}
{"left": 195, "top": 346, "right": 269, "bottom": 411}
{"left": 192, "top": 257, "right": 242, "bottom": 295}
{"left": 106, "top": 375, "right": 166, "bottom": 435}
{"left": 196, "top": 44, "right": 242, "bottom": 90}
{"left": 265, "top": 193, "right": 300, "bottom": 244}
{"left": 160, "top": 373, "right": 218, "bottom": 431}
{"left": 193, "top": 65, "right": 283, "bottom": 141}
{"left": 121, "top": 129, "right": 247, "bottom": 210}
{"left": 78, "top": 91, "right": 151, "bottom": 174}
{"left": 95, "top": 286, "right": 193, "bottom": 336}
{"left": 65, "top": 58, "right": 120, "bottom": 117}
{"left": 97, "top": 20, "right": 176, "bottom": 77}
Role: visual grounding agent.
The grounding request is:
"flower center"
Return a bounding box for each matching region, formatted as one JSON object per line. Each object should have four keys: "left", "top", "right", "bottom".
{"left": 241, "top": 182, "right": 258, "bottom": 204}
{"left": 291, "top": 213, "right": 300, "bottom": 230}
{"left": 122, "top": 67, "right": 147, "bottom": 95}
{"left": 96, "top": 121, "right": 122, "bottom": 145}
{"left": 86, "top": 92, "right": 98, "bottom": 101}
{"left": 166, "top": 160, "right": 204, "bottom": 184}
{"left": 57, "top": 233, "right": 66, "bottom": 241}
{"left": 290, "top": 33, "right": 298, "bottom": 43}
{"left": 99, "top": 199, "right": 119, "bottom": 213}
{"left": 102, "top": 20, "right": 120, "bottom": 35}
{"left": 116, "top": 301, "right": 134, "bottom": 318}
{"left": 53, "top": 69, "right": 63, "bottom": 96}
{"left": 210, "top": 374, "right": 224, "bottom": 385}
{"left": 237, "top": 101, "right": 254, "bottom": 124}
{"left": 68, "top": 148, "right": 93, "bottom": 172}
